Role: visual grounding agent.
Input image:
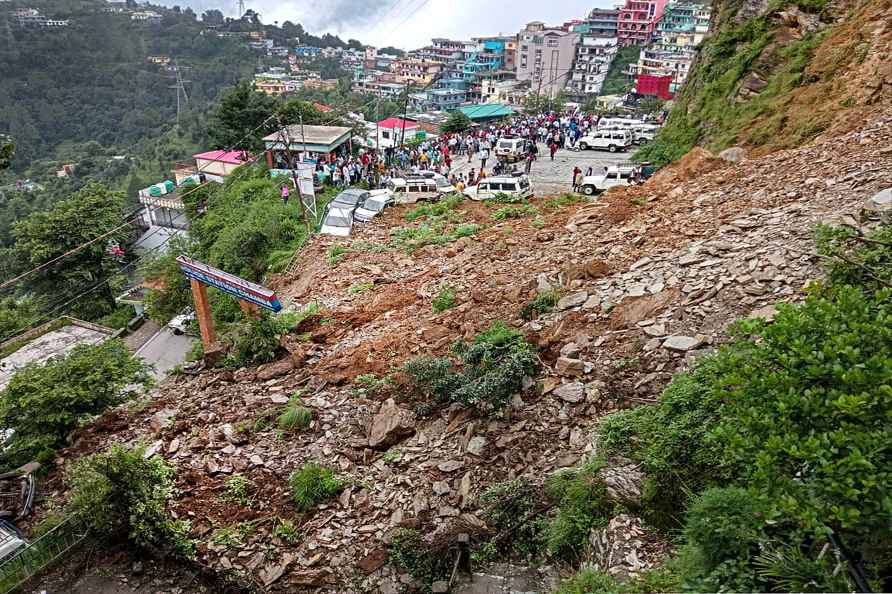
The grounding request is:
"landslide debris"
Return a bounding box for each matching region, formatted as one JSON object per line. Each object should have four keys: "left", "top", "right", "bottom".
{"left": 39, "top": 114, "right": 892, "bottom": 592}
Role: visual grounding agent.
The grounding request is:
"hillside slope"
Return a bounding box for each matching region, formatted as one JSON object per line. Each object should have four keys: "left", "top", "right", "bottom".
{"left": 41, "top": 109, "right": 892, "bottom": 591}
{"left": 639, "top": 0, "right": 892, "bottom": 164}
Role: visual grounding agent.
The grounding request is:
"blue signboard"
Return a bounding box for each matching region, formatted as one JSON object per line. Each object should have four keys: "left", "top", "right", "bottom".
{"left": 176, "top": 256, "right": 282, "bottom": 312}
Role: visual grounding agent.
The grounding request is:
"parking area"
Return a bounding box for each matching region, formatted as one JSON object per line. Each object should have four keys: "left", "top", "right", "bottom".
{"left": 450, "top": 146, "right": 634, "bottom": 196}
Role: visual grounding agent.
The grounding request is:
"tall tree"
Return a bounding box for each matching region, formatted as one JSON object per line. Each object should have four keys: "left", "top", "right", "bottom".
{"left": 0, "top": 135, "right": 13, "bottom": 169}
{"left": 209, "top": 82, "right": 279, "bottom": 152}
{"left": 12, "top": 182, "right": 129, "bottom": 318}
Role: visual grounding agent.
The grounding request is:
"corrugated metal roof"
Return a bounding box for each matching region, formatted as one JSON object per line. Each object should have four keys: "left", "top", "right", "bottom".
{"left": 458, "top": 103, "right": 516, "bottom": 120}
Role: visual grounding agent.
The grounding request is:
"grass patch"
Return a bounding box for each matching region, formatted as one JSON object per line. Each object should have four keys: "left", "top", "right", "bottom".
{"left": 492, "top": 204, "right": 540, "bottom": 221}
{"left": 389, "top": 222, "right": 483, "bottom": 254}
{"left": 405, "top": 196, "right": 464, "bottom": 222}
{"left": 520, "top": 289, "right": 561, "bottom": 320}
{"left": 327, "top": 245, "right": 350, "bottom": 266}
{"left": 349, "top": 282, "right": 374, "bottom": 295}
{"left": 432, "top": 285, "right": 457, "bottom": 313}
{"left": 544, "top": 193, "right": 585, "bottom": 209}
{"left": 289, "top": 463, "right": 343, "bottom": 512}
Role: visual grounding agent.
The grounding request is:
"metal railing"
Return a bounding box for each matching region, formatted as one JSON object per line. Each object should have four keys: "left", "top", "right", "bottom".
{"left": 0, "top": 514, "right": 90, "bottom": 593}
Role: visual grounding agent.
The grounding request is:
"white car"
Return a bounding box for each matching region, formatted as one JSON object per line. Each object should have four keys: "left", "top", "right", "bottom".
{"left": 419, "top": 171, "right": 457, "bottom": 194}
{"left": 320, "top": 206, "right": 355, "bottom": 236}
{"left": 464, "top": 174, "right": 533, "bottom": 201}
{"left": 494, "top": 137, "right": 529, "bottom": 163}
{"left": 168, "top": 310, "right": 196, "bottom": 335}
{"left": 354, "top": 189, "right": 394, "bottom": 222}
{"left": 386, "top": 177, "right": 440, "bottom": 204}
{"left": 579, "top": 166, "right": 637, "bottom": 195}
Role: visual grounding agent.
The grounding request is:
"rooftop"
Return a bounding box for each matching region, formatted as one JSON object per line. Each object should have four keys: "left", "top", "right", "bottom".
{"left": 458, "top": 103, "right": 516, "bottom": 120}
{"left": 193, "top": 150, "right": 251, "bottom": 165}
{"left": 377, "top": 117, "right": 418, "bottom": 129}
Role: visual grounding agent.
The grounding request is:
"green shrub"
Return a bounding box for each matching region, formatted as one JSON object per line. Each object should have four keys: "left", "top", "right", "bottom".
{"left": 683, "top": 487, "right": 767, "bottom": 572}
{"left": 491, "top": 204, "right": 540, "bottom": 221}
{"left": 556, "top": 565, "right": 683, "bottom": 594}
{"left": 278, "top": 400, "right": 312, "bottom": 431}
{"left": 405, "top": 196, "right": 464, "bottom": 222}
{"left": 0, "top": 339, "right": 152, "bottom": 467}
{"left": 400, "top": 321, "right": 538, "bottom": 414}
{"left": 520, "top": 289, "right": 560, "bottom": 320}
{"left": 815, "top": 223, "right": 892, "bottom": 292}
{"left": 479, "top": 479, "right": 545, "bottom": 559}
{"left": 289, "top": 463, "right": 343, "bottom": 512}
{"left": 273, "top": 518, "right": 302, "bottom": 544}
{"left": 389, "top": 528, "right": 452, "bottom": 590}
{"left": 389, "top": 221, "right": 482, "bottom": 253}
{"left": 354, "top": 373, "right": 390, "bottom": 397}
{"left": 485, "top": 192, "right": 528, "bottom": 205}
{"left": 556, "top": 569, "right": 623, "bottom": 594}
{"left": 349, "top": 282, "right": 374, "bottom": 295}
{"left": 65, "top": 443, "right": 194, "bottom": 558}
{"left": 431, "top": 285, "right": 457, "bottom": 313}
{"left": 544, "top": 461, "right": 610, "bottom": 561}
{"left": 220, "top": 475, "right": 254, "bottom": 506}
{"left": 224, "top": 312, "right": 285, "bottom": 368}
{"left": 544, "top": 193, "right": 585, "bottom": 209}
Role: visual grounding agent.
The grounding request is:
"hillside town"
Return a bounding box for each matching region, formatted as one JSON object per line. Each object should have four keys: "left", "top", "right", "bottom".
{"left": 1, "top": 0, "right": 891, "bottom": 591}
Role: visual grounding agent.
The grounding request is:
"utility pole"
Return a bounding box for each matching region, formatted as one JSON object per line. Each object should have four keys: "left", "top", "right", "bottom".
{"left": 167, "top": 60, "right": 192, "bottom": 130}
{"left": 237, "top": 0, "right": 246, "bottom": 18}
{"left": 276, "top": 121, "right": 310, "bottom": 233}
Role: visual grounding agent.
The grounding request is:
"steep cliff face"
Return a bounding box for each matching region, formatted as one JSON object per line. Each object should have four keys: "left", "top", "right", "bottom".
{"left": 639, "top": 0, "right": 892, "bottom": 164}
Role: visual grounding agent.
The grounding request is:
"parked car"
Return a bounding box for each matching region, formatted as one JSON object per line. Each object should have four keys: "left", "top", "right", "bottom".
{"left": 387, "top": 177, "right": 440, "bottom": 204}
{"left": 168, "top": 310, "right": 196, "bottom": 336}
{"left": 495, "top": 137, "right": 530, "bottom": 163}
{"left": 417, "top": 171, "right": 457, "bottom": 194}
{"left": 464, "top": 173, "right": 533, "bottom": 201}
{"left": 354, "top": 189, "right": 394, "bottom": 222}
{"left": 577, "top": 130, "right": 634, "bottom": 152}
{"left": 579, "top": 165, "right": 638, "bottom": 195}
{"left": 0, "top": 521, "right": 25, "bottom": 563}
{"left": 328, "top": 188, "right": 369, "bottom": 210}
{"left": 320, "top": 205, "right": 355, "bottom": 236}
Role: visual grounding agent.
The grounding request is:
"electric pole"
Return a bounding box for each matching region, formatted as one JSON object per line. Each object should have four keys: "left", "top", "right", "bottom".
{"left": 237, "top": 0, "right": 247, "bottom": 18}
{"left": 168, "top": 60, "right": 192, "bottom": 130}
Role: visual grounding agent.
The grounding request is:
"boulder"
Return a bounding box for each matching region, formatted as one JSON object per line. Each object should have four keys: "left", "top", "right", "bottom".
{"left": 597, "top": 459, "right": 644, "bottom": 506}
{"left": 662, "top": 335, "right": 704, "bottom": 352}
{"left": 718, "top": 146, "right": 746, "bottom": 163}
{"left": 357, "top": 548, "right": 388, "bottom": 574}
{"left": 367, "top": 398, "right": 416, "bottom": 449}
{"left": 149, "top": 408, "right": 176, "bottom": 433}
{"left": 555, "top": 357, "right": 585, "bottom": 377}
{"left": 257, "top": 357, "right": 295, "bottom": 381}
{"left": 557, "top": 291, "right": 588, "bottom": 311}
{"left": 554, "top": 382, "right": 586, "bottom": 404}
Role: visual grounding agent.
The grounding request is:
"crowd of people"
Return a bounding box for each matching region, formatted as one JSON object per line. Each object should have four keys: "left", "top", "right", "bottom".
{"left": 277, "top": 109, "right": 634, "bottom": 197}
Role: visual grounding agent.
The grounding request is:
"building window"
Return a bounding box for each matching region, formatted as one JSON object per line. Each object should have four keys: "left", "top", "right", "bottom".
{"left": 546, "top": 38, "right": 558, "bottom": 47}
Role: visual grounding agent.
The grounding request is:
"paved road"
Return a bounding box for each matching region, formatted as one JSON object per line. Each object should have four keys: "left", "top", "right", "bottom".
{"left": 135, "top": 326, "right": 194, "bottom": 381}
{"left": 451, "top": 145, "right": 633, "bottom": 196}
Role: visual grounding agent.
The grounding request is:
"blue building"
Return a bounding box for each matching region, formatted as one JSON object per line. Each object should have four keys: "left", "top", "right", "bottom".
{"left": 294, "top": 45, "right": 322, "bottom": 57}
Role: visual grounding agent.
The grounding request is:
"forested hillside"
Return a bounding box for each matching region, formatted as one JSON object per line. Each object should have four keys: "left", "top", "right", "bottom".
{"left": 0, "top": 0, "right": 256, "bottom": 170}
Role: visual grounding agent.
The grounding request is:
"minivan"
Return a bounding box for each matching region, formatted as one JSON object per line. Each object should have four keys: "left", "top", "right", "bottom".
{"left": 495, "top": 137, "right": 529, "bottom": 163}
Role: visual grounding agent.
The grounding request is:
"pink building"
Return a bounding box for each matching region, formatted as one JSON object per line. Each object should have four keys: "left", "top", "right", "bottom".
{"left": 617, "top": 0, "right": 668, "bottom": 46}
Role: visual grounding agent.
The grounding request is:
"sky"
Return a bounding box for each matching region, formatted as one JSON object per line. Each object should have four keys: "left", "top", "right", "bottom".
{"left": 168, "top": 0, "right": 610, "bottom": 50}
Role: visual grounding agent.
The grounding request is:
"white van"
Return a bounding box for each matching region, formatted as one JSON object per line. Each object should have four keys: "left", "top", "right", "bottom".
{"left": 464, "top": 174, "right": 533, "bottom": 201}
{"left": 387, "top": 177, "right": 440, "bottom": 204}
{"left": 495, "top": 137, "right": 529, "bottom": 163}
{"left": 577, "top": 130, "right": 633, "bottom": 152}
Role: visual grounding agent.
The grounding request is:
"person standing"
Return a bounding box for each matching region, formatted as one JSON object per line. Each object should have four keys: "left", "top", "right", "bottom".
{"left": 480, "top": 147, "right": 490, "bottom": 170}
{"left": 572, "top": 166, "right": 582, "bottom": 192}
{"left": 549, "top": 141, "right": 558, "bottom": 161}
{"left": 281, "top": 181, "right": 290, "bottom": 205}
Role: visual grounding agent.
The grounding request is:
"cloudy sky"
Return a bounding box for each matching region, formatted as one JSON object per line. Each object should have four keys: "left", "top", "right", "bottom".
{"left": 169, "top": 0, "right": 610, "bottom": 49}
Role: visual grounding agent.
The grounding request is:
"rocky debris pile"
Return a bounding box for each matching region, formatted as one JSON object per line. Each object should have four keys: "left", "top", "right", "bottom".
{"left": 50, "top": 114, "right": 892, "bottom": 591}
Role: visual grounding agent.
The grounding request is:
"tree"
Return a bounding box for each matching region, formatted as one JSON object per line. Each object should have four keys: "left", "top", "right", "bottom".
{"left": 201, "top": 9, "right": 224, "bottom": 25}
{"left": 0, "top": 135, "right": 13, "bottom": 169}
{"left": 0, "top": 339, "right": 152, "bottom": 466}
{"left": 209, "top": 82, "right": 279, "bottom": 152}
{"left": 12, "top": 182, "right": 129, "bottom": 318}
{"left": 441, "top": 111, "right": 472, "bottom": 134}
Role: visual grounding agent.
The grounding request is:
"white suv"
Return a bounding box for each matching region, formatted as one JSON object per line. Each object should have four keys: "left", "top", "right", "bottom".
{"left": 464, "top": 174, "right": 533, "bottom": 201}
{"left": 577, "top": 130, "right": 633, "bottom": 152}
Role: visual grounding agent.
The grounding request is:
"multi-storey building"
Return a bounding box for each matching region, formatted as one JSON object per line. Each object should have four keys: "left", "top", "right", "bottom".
{"left": 616, "top": 0, "right": 668, "bottom": 46}
{"left": 627, "top": 46, "right": 696, "bottom": 92}
{"left": 391, "top": 58, "right": 443, "bottom": 86}
{"left": 565, "top": 36, "right": 618, "bottom": 99}
{"left": 410, "top": 39, "right": 466, "bottom": 66}
{"left": 656, "top": 1, "right": 712, "bottom": 47}
{"left": 515, "top": 22, "right": 579, "bottom": 99}
{"left": 12, "top": 8, "right": 70, "bottom": 27}
{"left": 570, "top": 8, "right": 620, "bottom": 38}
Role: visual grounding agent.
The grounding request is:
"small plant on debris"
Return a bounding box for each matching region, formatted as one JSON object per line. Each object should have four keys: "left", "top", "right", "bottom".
{"left": 491, "top": 204, "right": 540, "bottom": 221}
{"left": 530, "top": 218, "right": 546, "bottom": 229}
{"left": 389, "top": 528, "right": 453, "bottom": 590}
{"left": 327, "top": 245, "right": 350, "bottom": 266}
{"left": 65, "top": 443, "right": 195, "bottom": 559}
{"left": 544, "top": 193, "right": 586, "bottom": 209}
{"left": 431, "top": 285, "right": 457, "bottom": 313}
{"left": 520, "top": 289, "right": 561, "bottom": 320}
{"left": 273, "top": 518, "right": 302, "bottom": 544}
{"left": 289, "top": 463, "right": 343, "bottom": 512}
{"left": 399, "top": 321, "right": 538, "bottom": 414}
{"left": 349, "top": 282, "right": 374, "bottom": 295}
{"left": 220, "top": 475, "right": 254, "bottom": 506}
{"left": 389, "top": 221, "right": 483, "bottom": 254}
{"left": 278, "top": 393, "right": 313, "bottom": 431}
{"left": 353, "top": 373, "right": 390, "bottom": 398}
{"left": 485, "top": 192, "right": 528, "bottom": 205}
{"left": 405, "top": 196, "right": 464, "bottom": 222}
{"left": 223, "top": 311, "right": 291, "bottom": 368}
